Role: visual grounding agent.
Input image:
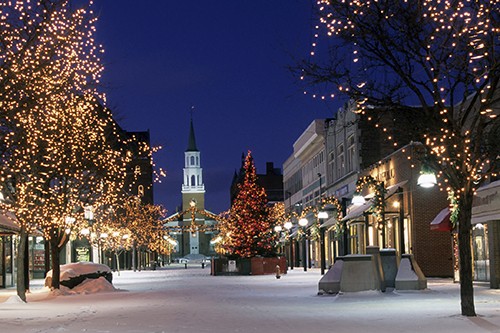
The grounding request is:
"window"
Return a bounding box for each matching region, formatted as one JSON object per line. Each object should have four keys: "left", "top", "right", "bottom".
{"left": 347, "top": 135, "right": 355, "bottom": 173}
{"left": 191, "top": 175, "right": 196, "bottom": 186}
{"left": 328, "top": 151, "right": 335, "bottom": 182}
{"left": 138, "top": 185, "right": 144, "bottom": 197}
{"left": 190, "top": 156, "right": 195, "bottom": 165}
{"left": 337, "top": 144, "right": 345, "bottom": 178}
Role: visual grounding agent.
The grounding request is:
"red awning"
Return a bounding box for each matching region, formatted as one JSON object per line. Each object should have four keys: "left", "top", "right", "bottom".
{"left": 430, "top": 207, "right": 452, "bottom": 232}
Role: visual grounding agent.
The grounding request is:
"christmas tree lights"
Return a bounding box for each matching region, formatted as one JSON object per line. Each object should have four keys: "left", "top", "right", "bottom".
{"left": 217, "top": 151, "right": 277, "bottom": 258}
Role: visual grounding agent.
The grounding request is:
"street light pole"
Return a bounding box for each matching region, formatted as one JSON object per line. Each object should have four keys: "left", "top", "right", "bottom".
{"left": 284, "top": 221, "right": 293, "bottom": 270}
{"left": 299, "top": 218, "right": 308, "bottom": 272}
{"left": 398, "top": 187, "right": 405, "bottom": 254}
{"left": 318, "top": 173, "right": 327, "bottom": 275}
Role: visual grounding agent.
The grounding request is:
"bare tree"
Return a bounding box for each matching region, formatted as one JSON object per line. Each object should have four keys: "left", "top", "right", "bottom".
{"left": 298, "top": 1, "right": 499, "bottom": 316}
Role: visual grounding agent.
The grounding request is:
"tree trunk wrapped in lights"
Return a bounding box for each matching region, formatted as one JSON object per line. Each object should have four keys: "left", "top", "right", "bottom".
{"left": 297, "top": 0, "right": 499, "bottom": 316}
{"left": 0, "top": 0, "right": 131, "bottom": 300}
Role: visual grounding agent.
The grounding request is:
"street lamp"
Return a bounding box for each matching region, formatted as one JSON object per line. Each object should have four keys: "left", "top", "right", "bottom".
{"left": 417, "top": 172, "right": 437, "bottom": 188}
{"left": 284, "top": 221, "right": 293, "bottom": 270}
{"left": 299, "top": 217, "right": 308, "bottom": 271}
{"left": 274, "top": 225, "right": 283, "bottom": 254}
{"left": 318, "top": 210, "right": 328, "bottom": 275}
{"left": 352, "top": 193, "right": 366, "bottom": 205}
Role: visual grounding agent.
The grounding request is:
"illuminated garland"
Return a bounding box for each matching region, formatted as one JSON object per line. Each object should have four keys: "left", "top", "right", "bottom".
{"left": 355, "top": 176, "right": 386, "bottom": 228}
{"left": 279, "top": 195, "right": 343, "bottom": 240}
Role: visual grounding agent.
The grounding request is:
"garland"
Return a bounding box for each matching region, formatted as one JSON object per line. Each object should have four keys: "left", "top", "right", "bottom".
{"left": 355, "top": 176, "right": 387, "bottom": 229}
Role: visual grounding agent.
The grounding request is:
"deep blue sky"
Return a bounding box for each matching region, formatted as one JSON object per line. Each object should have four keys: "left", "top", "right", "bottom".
{"left": 95, "top": 1, "right": 337, "bottom": 214}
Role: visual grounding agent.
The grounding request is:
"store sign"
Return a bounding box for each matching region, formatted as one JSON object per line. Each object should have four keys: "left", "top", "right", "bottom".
{"left": 228, "top": 260, "right": 237, "bottom": 272}
{"left": 335, "top": 185, "right": 348, "bottom": 197}
{"left": 472, "top": 181, "right": 500, "bottom": 223}
{"left": 76, "top": 247, "right": 90, "bottom": 262}
{"left": 375, "top": 168, "right": 395, "bottom": 183}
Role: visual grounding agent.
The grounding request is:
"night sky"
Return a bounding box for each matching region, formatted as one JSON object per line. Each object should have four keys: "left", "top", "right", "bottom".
{"left": 95, "top": 1, "right": 338, "bottom": 214}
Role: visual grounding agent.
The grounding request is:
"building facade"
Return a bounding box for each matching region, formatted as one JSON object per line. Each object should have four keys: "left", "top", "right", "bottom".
{"left": 283, "top": 103, "right": 455, "bottom": 277}
{"left": 231, "top": 160, "right": 284, "bottom": 206}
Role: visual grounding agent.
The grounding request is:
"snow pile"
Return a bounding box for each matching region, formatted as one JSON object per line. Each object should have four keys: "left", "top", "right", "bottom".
{"left": 50, "top": 277, "right": 116, "bottom": 296}
{"left": 4, "top": 295, "right": 26, "bottom": 304}
{"left": 72, "top": 277, "right": 116, "bottom": 294}
{"left": 46, "top": 262, "right": 111, "bottom": 282}
{"left": 45, "top": 262, "right": 113, "bottom": 290}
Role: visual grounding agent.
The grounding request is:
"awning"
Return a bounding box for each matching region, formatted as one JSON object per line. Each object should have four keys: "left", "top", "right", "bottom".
{"left": 0, "top": 211, "right": 20, "bottom": 233}
{"left": 430, "top": 207, "right": 452, "bottom": 232}
{"left": 341, "top": 180, "right": 408, "bottom": 222}
{"left": 321, "top": 216, "right": 338, "bottom": 229}
{"left": 385, "top": 181, "right": 408, "bottom": 198}
{"left": 342, "top": 200, "right": 373, "bottom": 222}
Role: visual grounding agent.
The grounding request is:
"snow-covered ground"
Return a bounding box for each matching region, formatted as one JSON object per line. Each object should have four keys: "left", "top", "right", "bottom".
{"left": 1, "top": 265, "right": 500, "bottom": 333}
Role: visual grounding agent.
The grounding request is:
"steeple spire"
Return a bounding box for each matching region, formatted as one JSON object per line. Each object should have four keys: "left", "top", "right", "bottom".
{"left": 186, "top": 108, "right": 198, "bottom": 152}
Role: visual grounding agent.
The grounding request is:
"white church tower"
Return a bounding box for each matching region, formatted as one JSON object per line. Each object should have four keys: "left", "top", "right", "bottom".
{"left": 180, "top": 117, "right": 206, "bottom": 255}
{"left": 182, "top": 118, "right": 205, "bottom": 196}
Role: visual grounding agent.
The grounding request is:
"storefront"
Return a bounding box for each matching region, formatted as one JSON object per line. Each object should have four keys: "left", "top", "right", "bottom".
{"left": 0, "top": 211, "right": 19, "bottom": 288}
{"left": 339, "top": 143, "right": 453, "bottom": 277}
{"left": 472, "top": 179, "right": 500, "bottom": 288}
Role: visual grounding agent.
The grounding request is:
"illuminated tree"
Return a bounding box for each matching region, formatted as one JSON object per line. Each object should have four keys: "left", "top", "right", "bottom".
{"left": 299, "top": 1, "right": 499, "bottom": 316}
{"left": 114, "top": 196, "right": 167, "bottom": 270}
{"left": 218, "top": 151, "right": 278, "bottom": 258}
{"left": 0, "top": 0, "right": 130, "bottom": 300}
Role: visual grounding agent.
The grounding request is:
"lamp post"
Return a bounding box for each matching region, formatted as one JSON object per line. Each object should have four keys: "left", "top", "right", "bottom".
{"left": 284, "top": 221, "right": 293, "bottom": 270}
{"left": 274, "top": 225, "right": 283, "bottom": 255}
{"left": 298, "top": 217, "right": 308, "bottom": 271}
{"left": 317, "top": 172, "right": 327, "bottom": 275}
{"left": 318, "top": 210, "right": 328, "bottom": 275}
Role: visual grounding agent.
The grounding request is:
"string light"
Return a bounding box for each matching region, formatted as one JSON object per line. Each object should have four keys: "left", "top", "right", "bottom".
{"left": 216, "top": 151, "right": 278, "bottom": 258}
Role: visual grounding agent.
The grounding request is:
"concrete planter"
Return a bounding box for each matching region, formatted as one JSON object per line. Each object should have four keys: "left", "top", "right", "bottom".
{"left": 211, "top": 256, "right": 287, "bottom": 276}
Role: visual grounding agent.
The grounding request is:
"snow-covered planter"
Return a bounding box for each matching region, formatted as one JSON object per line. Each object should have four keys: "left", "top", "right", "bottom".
{"left": 211, "top": 256, "right": 287, "bottom": 276}
{"left": 45, "top": 262, "right": 113, "bottom": 289}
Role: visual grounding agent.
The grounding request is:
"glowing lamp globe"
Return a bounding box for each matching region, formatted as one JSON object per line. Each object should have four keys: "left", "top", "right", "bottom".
{"left": 352, "top": 194, "right": 365, "bottom": 206}
{"left": 318, "top": 211, "right": 328, "bottom": 219}
{"left": 417, "top": 173, "right": 437, "bottom": 188}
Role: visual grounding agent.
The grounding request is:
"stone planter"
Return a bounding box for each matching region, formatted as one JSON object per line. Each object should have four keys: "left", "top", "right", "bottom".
{"left": 211, "top": 256, "right": 287, "bottom": 276}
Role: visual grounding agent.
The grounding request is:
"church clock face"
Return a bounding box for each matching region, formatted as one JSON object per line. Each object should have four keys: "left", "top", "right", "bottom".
{"left": 190, "top": 198, "right": 197, "bottom": 207}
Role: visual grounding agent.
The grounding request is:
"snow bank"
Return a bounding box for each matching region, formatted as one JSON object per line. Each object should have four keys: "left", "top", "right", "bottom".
{"left": 50, "top": 277, "right": 116, "bottom": 296}
{"left": 4, "top": 295, "right": 26, "bottom": 304}
{"left": 46, "top": 262, "right": 111, "bottom": 281}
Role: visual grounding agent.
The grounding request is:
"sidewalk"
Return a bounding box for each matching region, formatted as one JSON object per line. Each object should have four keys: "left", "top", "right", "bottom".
{"left": 0, "top": 278, "right": 46, "bottom": 303}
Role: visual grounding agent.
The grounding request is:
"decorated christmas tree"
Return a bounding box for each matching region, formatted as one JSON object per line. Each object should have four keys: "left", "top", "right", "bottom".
{"left": 218, "top": 151, "right": 277, "bottom": 258}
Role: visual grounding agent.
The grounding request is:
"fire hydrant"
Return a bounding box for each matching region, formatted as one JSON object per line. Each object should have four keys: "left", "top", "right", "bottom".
{"left": 275, "top": 265, "right": 281, "bottom": 279}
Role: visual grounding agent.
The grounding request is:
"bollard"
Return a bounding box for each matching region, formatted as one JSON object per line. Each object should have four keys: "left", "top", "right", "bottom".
{"left": 276, "top": 265, "right": 281, "bottom": 279}
{"left": 184, "top": 263, "right": 187, "bottom": 269}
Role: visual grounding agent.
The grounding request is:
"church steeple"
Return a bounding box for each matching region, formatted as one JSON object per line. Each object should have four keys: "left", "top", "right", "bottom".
{"left": 182, "top": 116, "right": 205, "bottom": 197}
{"left": 186, "top": 118, "right": 198, "bottom": 152}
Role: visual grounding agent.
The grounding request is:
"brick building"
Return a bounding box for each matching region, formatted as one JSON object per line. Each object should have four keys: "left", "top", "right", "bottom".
{"left": 230, "top": 158, "right": 284, "bottom": 206}
{"left": 343, "top": 142, "right": 453, "bottom": 277}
